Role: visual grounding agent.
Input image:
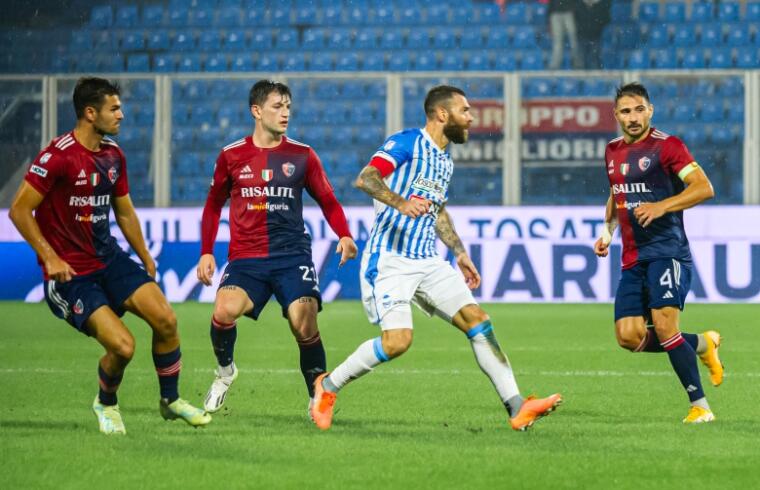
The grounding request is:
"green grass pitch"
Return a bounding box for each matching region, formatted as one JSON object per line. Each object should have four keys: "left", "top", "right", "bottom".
{"left": 1, "top": 301, "right": 759, "bottom": 489}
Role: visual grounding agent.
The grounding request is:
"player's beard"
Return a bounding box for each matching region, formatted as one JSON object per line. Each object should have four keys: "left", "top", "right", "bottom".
{"left": 94, "top": 119, "right": 119, "bottom": 136}
{"left": 625, "top": 121, "right": 648, "bottom": 140}
{"left": 443, "top": 120, "right": 468, "bottom": 144}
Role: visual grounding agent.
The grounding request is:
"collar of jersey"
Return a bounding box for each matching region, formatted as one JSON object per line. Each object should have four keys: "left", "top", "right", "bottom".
{"left": 420, "top": 128, "right": 447, "bottom": 153}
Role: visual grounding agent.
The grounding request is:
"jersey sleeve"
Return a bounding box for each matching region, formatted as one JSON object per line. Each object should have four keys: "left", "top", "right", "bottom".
{"left": 369, "top": 132, "right": 414, "bottom": 177}
{"left": 24, "top": 148, "right": 64, "bottom": 196}
{"left": 661, "top": 136, "right": 699, "bottom": 180}
{"left": 113, "top": 148, "right": 129, "bottom": 197}
{"left": 200, "top": 151, "right": 231, "bottom": 255}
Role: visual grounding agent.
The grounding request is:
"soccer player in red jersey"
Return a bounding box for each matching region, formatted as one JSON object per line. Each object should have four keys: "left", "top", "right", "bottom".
{"left": 197, "top": 80, "right": 357, "bottom": 417}
{"left": 594, "top": 82, "right": 723, "bottom": 423}
{"left": 8, "top": 77, "right": 210, "bottom": 434}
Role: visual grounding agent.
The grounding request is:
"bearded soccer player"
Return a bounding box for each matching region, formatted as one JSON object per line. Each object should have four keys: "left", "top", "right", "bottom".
{"left": 309, "top": 85, "right": 562, "bottom": 431}
{"left": 197, "top": 80, "right": 357, "bottom": 417}
{"left": 594, "top": 82, "right": 723, "bottom": 424}
{"left": 8, "top": 77, "right": 210, "bottom": 435}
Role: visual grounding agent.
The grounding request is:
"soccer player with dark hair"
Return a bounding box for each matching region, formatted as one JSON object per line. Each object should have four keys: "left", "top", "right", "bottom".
{"left": 8, "top": 77, "right": 210, "bottom": 434}
{"left": 197, "top": 80, "right": 357, "bottom": 418}
{"left": 594, "top": 82, "right": 723, "bottom": 424}
{"left": 309, "top": 85, "right": 562, "bottom": 431}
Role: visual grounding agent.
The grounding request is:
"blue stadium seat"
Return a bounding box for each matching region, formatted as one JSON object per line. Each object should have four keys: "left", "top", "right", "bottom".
{"left": 524, "top": 78, "right": 552, "bottom": 98}
{"left": 717, "top": 1, "right": 740, "bottom": 21}
{"left": 399, "top": 7, "right": 417, "bottom": 25}
{"left": 672, "top": 105, "right": 693, "bottom": 122}
{"left": 450, "top": 5, "right": 475, "bottom": 24}
{"left": 698, "top": 24, "right": 721, "bottom": 46}
{"left": 327, "top": 29, "right": 352, "bottom": 50}
{"left": 217, "top": 7, "right": 243, "bottom": 27}
{"left": 413, "top": 51, "right": 438, "bottom": 70}
{"left": 257, "top": 53, "right": 280, "bottom": 71}
{"left": 736, "top": 47, "right": 759, "bottom": 68}
{"left": 121, "top": 32, "right": 145, "bottom": 51}
{"left": 433, "top": 31, "right": 456, "bottom": 49}
{"left": 90, "top": 6, "right": 113, "bottom": 28}
{"left": 388, "top": 52, "right": 411, "bottom": 71}
{"left": 198, "top": 30, "right": 221, "bottom": 51}
{"left": 700, "top": 101, "right": 724, "bottom": 122}
{"left": 476, "top": 3, "right": 501, "bottom": 24}
{"left": 168, "top": 5, "right": 189, "bottom": 25}
{"left": 512, "top": 26, "right": 537, "bottom": 48}
{"left": 710, "top": 125, "right": 734, "bottom": 145}
{"left": 717, "top": 77, "right": 743, "bottom": 96}
{"left": 361, "top": 51, "right": 385, "bottom": 70}
{"left": 493, "top": 52, "right": 517, "bottom": 70}
{"left": 556, "top": 78, "right": 580, "bottom": 96}
{"left": 336, "top": 52, "right": 359, "bottom": 71}
{"left": 134, "top": 104, "right": 155, "bottom": 126}
{"left": 126, "top": 53, "right": 149, "bottom": 72}
{"left": 647, "top": 25, "right": 670, "bottom": 47}
{"left": 270, "top": 7, "right": 291, "bottom": 26}
{"left": 141, "top": 5, "right": 164, "bottom": 27}
{"left": 407, "top": 30, "right": 430, "bottom": 49}
{"left": 638, "top": 2, "right": 659, "bottom": 22}
{"left": 380, "top": 30, "right": 404, "bottom": 50}
{"left": 224, "top": 30, "right": 249, "bottom": 50}
{"left": 172, "top": 32, "right": 196, "bottom": 51}
{"left": 218, "top": 105, "right": 243, "bottom": 126}
{"left": 177, "top": 53, "right": 202, "bottom": 72}
{"left": 349, "top": 102, "right": 377, "bottom": 124}
{"left": 181, "top": 80, "right": 205, "bottom": 99}
{"left": 652, "top": 49, "right": 676, "bottom": 69}
{"left": 229, "top": 52, "right": 253, "bottom": 71}
{"left": 426, "top": 5, "right": 448, "bottom": 24}
{"left": 459, "top": 30, "right": 483, "bottom": 49}
{"left": 251, "top": 30, "right": 274, "bottom": 49}
{"left": 114, "top": 6, "right": 138, "bottom": 27}
{"left": 190, "top": 103, "right": 214, "bottom": 125}
{"left": 467, "top": 52, "right": 490, "bottom": 70}
{"left": 189, "top": 8, "right": 214, "bottom": 27}
{"left": 341, "top": 81, "right": 364, "bottom": 98}
{"left": 345, "top": 6, "right": 367, "bottom": 26}
{"left": 681, "top": 50, "right": 706, "bottom": 68}
{"left": 486, "top": 30, "right": 508, "bottom": 48}
{"left": 371, "top": 7, "right": 395, "bottom": 25}
{"left": 354, "top": 29, "right": 379, "bottom": 49}
{"left": 520, "top": 51, "right": 544, "bottom": 70}
{"left": 302, "top": 29, "right": 325, "bottom": 50}
{"left": 672, "top": 24, "right": 696, "bottom": 47}
{"left": 663, "top": 2, "right": 685, "bottom": 22}
{"left": 93, "top": 31, "right": 118, "bottom": 50}
{"left": 147, "top": 30, "right": 170, "bottom": 50}
{"left": 153, "top": 54, "right": 175, "bottom": 72}
{"left": 275, "top": 29, "right": 299, "bottom": 50}
{"left": 727, "top": 104, "right": 744, "bottom": 122}
{"left": 627, "top": 50, "right": 649, "bottom": 69}
{"left": 611, "top": 2, "right": 631, "bottom": 22}
{"left": 709, "top": 48, "right": 733, "bottom": 68}
{"left": 726, "top": 25, "right": 750, "bottom": 46}
{"left": 747, "top": 2, "right": 760, "bottom": 21}
{"left": 69, "top": 31, "right": 91, "bottom": 50}
{"left": 322, "top": 6, "right": 342, "bottom": 25}
{"left": 205, "top": 53, "right": 228, "bottom": 71}
{"left": 506, "top": 2, "right": 529, "bottom": 24}
{"left": 310, "top": 52, "right": 334, "bottom": 71}
{"left": 245, "top": 7, "right": 266, "bottom": 25}
{"left": 441, "top": 52, "right": 465, "bottom": 70}
{"left": 690, "top": 2, "right": 714, "bottom": 22}
{"left": 295, "top": 5, "right": 317, "bottom": 25}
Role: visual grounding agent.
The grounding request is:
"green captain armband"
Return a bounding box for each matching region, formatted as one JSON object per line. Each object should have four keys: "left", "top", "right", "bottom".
{"left": 678, "top": 162, "right": 700, "bottom": 181}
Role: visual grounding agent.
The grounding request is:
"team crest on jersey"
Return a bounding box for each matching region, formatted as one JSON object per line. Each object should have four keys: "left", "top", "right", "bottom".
{"left": 90, "top": 173, "right": 100, "bottom": 186}
{"left": 620, "top": 163, "right": 630, "bottom": 176}
{"left": 108, "top": 167, "right": 118, "bottom": 184}
{"left": 73, "top": 299, "right": 84, "bottom": 315}
{"left": 261, "top": 169, "right": 274, "bottom": 182}
{"left": 281, "top": 162, "right": 295, "bottom": 177}
{"left": 39, "top": 152, "right": 52, "bottom": 165}
{"left": 638, "top": 157, "right": 651, "bottom": 172}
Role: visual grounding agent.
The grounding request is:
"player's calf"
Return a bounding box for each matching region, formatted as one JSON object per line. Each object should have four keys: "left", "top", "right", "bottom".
{"left": 381, "top": 328, "right": 413, "bottom": 358}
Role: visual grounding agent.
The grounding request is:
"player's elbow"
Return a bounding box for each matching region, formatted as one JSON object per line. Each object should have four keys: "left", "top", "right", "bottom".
{"left": 703, "top": 181, "right": 715, "bottom": 200}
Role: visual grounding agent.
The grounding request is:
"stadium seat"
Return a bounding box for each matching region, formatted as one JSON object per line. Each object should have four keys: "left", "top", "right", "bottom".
{"left": 147, "top": 30, "right": 170, "bottom": 50}
{"left": 344, "top": 6, "right": 367, "bottom": 26}
{"left": 217, "top": 7, "right": 243, "bottom": 27}
{"left": 476, "top": 3, "right": 501, "bottom": 24}
{"left": 275, "top": 29, "right": 299, "bottom": 50}
{"left": 388, "top": 52, "right": 411, "bottom": 71}
{"left": 717, "top": 1, "right": 740, "bottom": 21}
{"left": 441, "top": 52, "right": 465, "bottom": 71}
{"left": 310, "top": 52, "right": 334, "bottom": 71}
{"left": 647, "top": 25, "right": 670, "bottom": 47}
{"left": 361, "top": 51, "right": 385, "bottom": 70}
{"left": 354, "top": 29, "right": 379, "bottom": 49}
{"left": 229, "top": 53, "right": 254, "bottom": 71}
{"left": 652, "top": 48, "right": 677, "bottom": 69}
{"left": 710, "top": 125, "right": 734, "bottom": 145}
{"left": 425, "top": 5, "right": 448, "bottom": 24}
{"left": 506, "top": 2, "right": 529, "bottom": 24}
{"left": 709, "top": 48, "right": 733, "bottom": 68}
{"left": 726, "top": 25, "right": 749, "bottom": 46}
{"left": 270, "top": 7, "right": 291, "bottom": 26}
{"left": 153, "top": 54, "right": 175, "bottom": 72}
{"left": 114, "top": 6, "right": 138, "bottom": 27}
{"left": 747, "top": 2, "right": 760, "bottom": 21}
{"left": 198, "top": 30, "right": 222, "bottom": 51}
{"left": 406, "top": 30, "right": 430, "bottom": 50}
{"left": 257, "top": 53, "right": 280, "bottom": 71}
{"left": 681, "top": 50, "right": 706, "bottom": 68}
{"left": 717, "top": 77, "right": 743, "bottom": 96}
{"left": 90, "top": 5, "right": 113, "bottom": 28}
{"left": 627, "top": 50, "right": 649, "bottom": 69}
{"left": 450, "top": 5, "right": 475, "bottom": 24}
{"left": 202, "top": 53, "right": 226, "bottom": 72}
{"left": 690, "top": 2, "right": 714, "bottom": 22}
{"left": 322, "top": 6, "right": 342, "bottom": 25}
{"left": 302, "top": 28, "right": 325, "bottom": 50}
{"left": 172, "top": 32, "right": 196, "bottom": 51}
{"left": 638, "top": 2, "right": 659, "bottom": 22}
{"left": 336, "top": 52, "right": 359, "bottom": 71}
{"left": 727, "top": 104, "right": 744, "bottom": 122}
{"left": 520, "top": 51, "right": 544, "bottom": 70}
{"left": 141, "top": 5, "right": 164, "bottom": 27}
{"left": 295, "top": 5, "right": 317, "bottom": 25}
{"left": 493, "top": 52, "right": 517, "bottom": 70}
{"left": 700, "top": 101, "right": 724, "bottom": 122}
{"left": 556, "top": 78, "right": 580, "bottom": 96}
{"left": 672, "top": 105, "right": 693, "bottom": 122}
{"left": 189, "top": 8, "right": 214, "bottom": 27}
{"left": 126, "top": 53, "right": 149, "bottom": 72}
{"left": 413, "top": 51, "right": 438, "bottom": 70}
{"left": 736, "top": 47, "right": 759, "bottom": 68}
{"left": 121, "top": 32, "right": 145, "bottom": 51}
{"left": 380, "top": 30, "right": 403, "bottom": 50}
{"left": 486, "top": 30, "right": 508, "bottom": 49}
{"left": 673, "top": 24, "right": 697, "bottom": 47}
{"left": 251, "top": 30, "right": 272, "bottom": 49}
{"left": 512, "top": 26, "right": 537, "bottom": 48}
{"left": 371, "top": 7, "right": 395, "bottom": 25}
{"left": 467, "top": 52, "right": 490, "bottom": 71}
{"left": 168, "top": 5, "right": 189, "bottom": 25}
{"left": 662, "top": 2, "right": 685, "bottom": 22}
{"left": 398, "top": 7, "right": 417, "bottom": 25}
{"left": 433, "top": 31, "right": 456, "bottom": 49}
{"left": 459, "top": 30, "right": 483, "bottom": 49}
{"left": 611, "top": 2, "right": 631, "bottom": 22}
{"left": 177, "top": 54, "right": 202, "bottom": 72}
{"left": 327, "top": 29, "right": 352, "bottom": 50}
{"left": 245, "top": 7, "right": 266, "bottom": 25}
{"left": 698, "top": 24, "right": 721, "bottom": 46}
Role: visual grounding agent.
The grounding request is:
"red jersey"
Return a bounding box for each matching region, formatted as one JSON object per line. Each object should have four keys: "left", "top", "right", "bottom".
{"left": 605, "top": 127, "right": 698, "bottom": 269}
{"left": 24, "top": 131, "right": 129, "bottom": 279}
{"left": 201, "top": 136, "right": 351, "bottom": 260}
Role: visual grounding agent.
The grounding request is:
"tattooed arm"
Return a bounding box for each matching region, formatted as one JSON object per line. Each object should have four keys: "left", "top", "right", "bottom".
{"left": 436, "top": 205, "right": 480, "bottom": 289}
{"left": 355, "top": 165, "right": 430, "bottom": 218}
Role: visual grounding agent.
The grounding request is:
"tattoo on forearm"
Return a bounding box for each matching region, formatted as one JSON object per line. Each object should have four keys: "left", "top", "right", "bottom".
{"left": 356, "top": 167, "right": 404, "bottom": 208}
{"left": 435, "top": 209, "right": 466, "bottom": 256}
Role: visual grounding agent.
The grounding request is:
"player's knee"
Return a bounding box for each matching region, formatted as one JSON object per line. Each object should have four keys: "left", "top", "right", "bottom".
{"left": 213, "top": 302, "right": 242, "bottom": 325}
{"left": 616, "top": 328, "right": 643, "bottom": 351}
{"left": 383, "top": 330, "right": 413, "bottom": 358}
{"left": 112, "top": 334, "right": 135, "bottom": 361}
{"left": 152, "top": 309, "right": 178, "bottom": 338}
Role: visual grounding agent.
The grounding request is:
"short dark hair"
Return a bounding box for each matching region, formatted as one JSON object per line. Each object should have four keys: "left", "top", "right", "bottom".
{"left": 73, "top": 77, "right": 120, "bottom": 119}
{"left": 248, "top": 80, "right": 291, "bottom": 108}
{"left": 424, "top": 85, "right": 466, "bottom": 118}
{"left": 615, "top": 82, "right": 650, "bottom": 104}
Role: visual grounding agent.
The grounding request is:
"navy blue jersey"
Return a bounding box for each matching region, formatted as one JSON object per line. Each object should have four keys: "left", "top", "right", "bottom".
{"left": 605, "top": 128, "right": 699, "bottom": 269}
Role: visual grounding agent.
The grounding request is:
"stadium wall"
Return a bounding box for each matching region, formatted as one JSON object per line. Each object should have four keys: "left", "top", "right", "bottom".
{"left": 2, "top": 205, "right": 759, "bottom": 303}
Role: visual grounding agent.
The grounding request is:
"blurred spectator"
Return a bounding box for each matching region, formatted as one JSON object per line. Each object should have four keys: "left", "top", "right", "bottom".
{"left": 575, "top": 0, "right": 612, "bottom": 69}
{"left": 548, "top": 0, "right": 581, "bottom": 70}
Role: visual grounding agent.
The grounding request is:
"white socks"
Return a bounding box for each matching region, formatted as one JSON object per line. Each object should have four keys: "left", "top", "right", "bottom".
{"left": 467, "top": 321, "right": 521, "bottom": 405}
{"left": 325, "top": 337, "right": 389, "bottom": 392}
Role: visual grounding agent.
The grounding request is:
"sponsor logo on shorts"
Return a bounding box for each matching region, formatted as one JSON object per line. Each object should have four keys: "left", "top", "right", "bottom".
{"left": 73, "top": 299, "right": 84, "bottom": 315}
{"left": 30, "top": 165, "right": 48, "bottom": 177}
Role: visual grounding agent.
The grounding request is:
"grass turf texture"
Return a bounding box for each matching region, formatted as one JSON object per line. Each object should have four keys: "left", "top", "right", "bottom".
{"left": 1, "top": 301, "right": 758, "bottom": 489}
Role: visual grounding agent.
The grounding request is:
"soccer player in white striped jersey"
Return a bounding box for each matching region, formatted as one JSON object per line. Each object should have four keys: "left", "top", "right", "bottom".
{"left": 310, "top": 85, "right": 562, "bottom": 431}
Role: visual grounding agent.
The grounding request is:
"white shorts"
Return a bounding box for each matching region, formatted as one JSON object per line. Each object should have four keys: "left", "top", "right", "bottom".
{"left": 360, "top": 251, "right": 477, "bottom": 330}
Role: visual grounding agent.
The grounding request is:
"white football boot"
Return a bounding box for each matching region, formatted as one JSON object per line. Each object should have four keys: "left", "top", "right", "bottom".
{"left": 204, "top": 363, "right": 238, "bottom": 413}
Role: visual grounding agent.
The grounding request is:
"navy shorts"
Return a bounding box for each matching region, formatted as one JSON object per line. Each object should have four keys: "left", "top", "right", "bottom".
{"left": 614, "top": 258, "right": 692, "bottom": 321}
{"left": 219, "top": 254, "right": 322, "bottom": 320}
{"left": 44, "top": 251, "right": 154, "bottom": 336}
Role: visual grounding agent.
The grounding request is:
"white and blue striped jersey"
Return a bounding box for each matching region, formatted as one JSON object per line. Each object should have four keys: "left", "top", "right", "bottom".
{"left": 366, "top": 128, "right": 454, "bottom": 259}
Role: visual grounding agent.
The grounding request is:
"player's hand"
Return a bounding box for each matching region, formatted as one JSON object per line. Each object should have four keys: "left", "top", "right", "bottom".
{"left": 197, "top": 253, "right": 217, "bottom": 286}
{"left": 141, "top": 254, "right": 157, "bottom": 278}
{"left": 397, "top": 197, "right": 431, "bottom": 218}
{"left": 335, "top": 236, "right": 358, "bottom": 267}
{"left": 456, "top": 252, "right": 481, "bottom": 290}
{"left": 634, "top": 202, "right": 666, "bottom": 228}
{"left": 594, "top": 237, "right": 610, "bottom": 257}
{"left": 45, "top": 255, "right": 76, "bottom": 283}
